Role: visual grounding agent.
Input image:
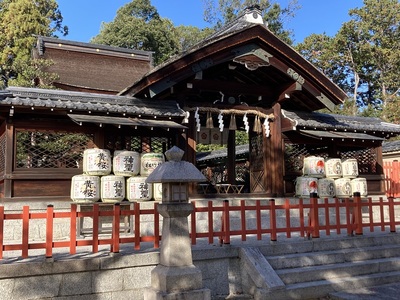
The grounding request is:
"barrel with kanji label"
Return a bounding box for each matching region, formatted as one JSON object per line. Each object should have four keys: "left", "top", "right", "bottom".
{"left": 83, "top": 148, "right": 112, "bottom": 176}
{"left": 302, "top": 156, "right": 325, "bottom": 178}
{"left": 101, "top": 175, "right": 125, "bottom": 203}
{"left": 113, "top": 150, "right": 140, "bottom": 176}
{"left": 140, "top": 153, "right": 164, "bottom": 176}
{"left": 325, "top": 158, "right": 342, "bottom": 178}
{"left": 295, "top": 176, "right": 318, "bottom": 197}
{"left": 70, "top": 174, "right": 100, "bottom": 203}
{"left": 126, "top": 176, "right": 153, "bottom": 201}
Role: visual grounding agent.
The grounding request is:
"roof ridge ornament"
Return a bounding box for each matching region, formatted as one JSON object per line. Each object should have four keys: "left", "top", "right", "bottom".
{"left": 242, "top": 5, "right": 265, "bottom": 26}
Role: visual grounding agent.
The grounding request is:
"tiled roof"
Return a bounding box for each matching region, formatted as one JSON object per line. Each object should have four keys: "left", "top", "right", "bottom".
{"left": 282, "top": 110, "right": 400, "bottom": 134}
{"left": 382, "top": 140, "right": 400, "bottom": 153}
{"left": 197, "top": 144, "right": 249, "bottom": 162}
{"left": 0, "top": 86, "right": 185, "bottom": 118}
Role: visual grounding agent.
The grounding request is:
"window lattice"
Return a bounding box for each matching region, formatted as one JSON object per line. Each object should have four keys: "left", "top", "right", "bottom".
{"left": 0, "top": 132, "right": 6, "bottom": 173}
{"left": 284, "top": 143, "right": 377, "bottom": 174}
{"left": 105, "top": 134, "right": 170, "bottom": 154}
{"left": 15, "top": 130, "right": 93, "bottom": 169}
{"left": 284, "top": 144, "right": 311, "bottom": 173}
{"left": 340, "top": 148, "right": 377, "bottom": 174}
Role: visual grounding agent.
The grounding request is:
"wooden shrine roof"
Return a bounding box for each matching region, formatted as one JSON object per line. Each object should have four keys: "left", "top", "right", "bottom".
{"left": 33, "top": 36, "right": 153, "bottom": 94}
{"left": 120, "top": 7, "right": 347, "bottom": 113}
{"left": 0, "top": 86, "right": 186, "bottom": 119}
{"left": 281, "top": 110, "right": 400, "bottom": 135}
{"left": 382, "top": 140, "right": 400, "bottom": 154}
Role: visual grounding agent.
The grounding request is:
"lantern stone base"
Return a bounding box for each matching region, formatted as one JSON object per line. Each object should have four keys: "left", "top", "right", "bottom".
{"left": 144, "top": 265, "right": 211, "bottom": 300}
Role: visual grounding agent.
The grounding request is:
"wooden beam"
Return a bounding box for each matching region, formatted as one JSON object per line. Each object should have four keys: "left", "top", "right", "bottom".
{"left": 277, "top": 82, "right": 302, "bottom": 102}
{"left": 190, "top": 79, "right": 275, "bottom": 98}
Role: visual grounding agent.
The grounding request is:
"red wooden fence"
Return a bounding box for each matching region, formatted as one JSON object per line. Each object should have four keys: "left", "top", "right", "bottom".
{"left": 1, "top": 194, "right": 400, "bottom": 260}
{"left": 384, "top": 160, "right": 400, "bottom": 198}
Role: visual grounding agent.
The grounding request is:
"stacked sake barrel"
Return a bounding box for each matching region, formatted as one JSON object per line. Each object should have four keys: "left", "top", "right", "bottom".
{"left": 296, "top": 156, "right": 367, "bottom": 198}
{"left": 70, "top": 149, "right": 164, "bottom": 203}
{"left": 295, "top": 156, "right": 324, "bottom": 198}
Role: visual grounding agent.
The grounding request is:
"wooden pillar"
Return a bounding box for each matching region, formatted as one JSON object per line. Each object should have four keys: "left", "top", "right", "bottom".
{"left": 270, "top": 103, "right": 284, "bottom": 196}
{"left": 227, "top": 129, "right": 236, "bottom": 184}
{"left": 185, "top": 115, "right": 197, "bottom": 194}
{"left": 4, "top": 119, "right": 13, "bottom": 198}
{"left": 375, "top": 144, "right": 384, "bottom": 193}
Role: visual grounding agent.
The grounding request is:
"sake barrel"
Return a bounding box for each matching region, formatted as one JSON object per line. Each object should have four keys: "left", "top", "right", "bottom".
{"left": 295, "top": 177, "right": 318, "bottom": 197}
{"left": 70, "top": 174, "right": 100, "bottom": 203}
{"left": 318, "top": 178, "right": 335, "bottom": 197}
{"left": 342, "top": 159, "right": 359, "bottom": 178}
{"left": 334, "top": 178, "right": 352, "bottom": 198}
{"left": 83, "top": 148, "right": 112, "bottom": 176}
{"left": 153, "top": 182, "right": 162, "bottom": 201}
{"left": 140, "top": 153, "right": 164, "bottom": 176}
{"left": 351, "top": 178, "right": 368, "bottom": 197}
{"left": 126, "top": 176, "right": 153, "bottom": 201}
{"left": 101, "top": 175, "right": 125, "bottom": 203}
{"left": 325, "top": 158, "right": 343, "bottom": 178}
{"left": 302, "top": 156, "right": 325, "bottom": 178}
{"left": 113, "top": 150, "right": 140, "bottom": 176}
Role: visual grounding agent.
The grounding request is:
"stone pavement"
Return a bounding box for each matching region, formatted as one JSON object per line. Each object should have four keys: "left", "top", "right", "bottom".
{"left": 330, "top": 283, "right": 400, "bottom": 300}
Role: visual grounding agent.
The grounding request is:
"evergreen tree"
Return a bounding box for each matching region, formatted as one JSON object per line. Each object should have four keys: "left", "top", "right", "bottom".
{"left": 202, "top": 0, "right": 299, "bottom": 45}
{"left": 91, "top": 0, "right": 182, "bottom": 66}
{"left": 0, "top": 0, "right": 67, "bottom": 88}
{"left": 295, "top": 0, "right": 400, "bottom": 120}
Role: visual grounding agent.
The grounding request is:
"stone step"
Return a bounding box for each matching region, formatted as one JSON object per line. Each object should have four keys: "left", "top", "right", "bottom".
{"left": 259, "top": 270, "right": 400, "bottom": 300}
{"left": 276, "top": 257, "right": 400, "bottom": 284}
{"left": 266, "top": 244, "right": 400, "bottom": 269}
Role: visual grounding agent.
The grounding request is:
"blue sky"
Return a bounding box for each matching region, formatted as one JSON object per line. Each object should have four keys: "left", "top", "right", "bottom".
{"left": 57, "top": 0, "right": 364, "bottom": 44}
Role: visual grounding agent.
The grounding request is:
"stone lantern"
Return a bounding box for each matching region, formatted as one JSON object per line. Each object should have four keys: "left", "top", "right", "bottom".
{"left": 144, "top": 146, "right": 211, "bottom": 300}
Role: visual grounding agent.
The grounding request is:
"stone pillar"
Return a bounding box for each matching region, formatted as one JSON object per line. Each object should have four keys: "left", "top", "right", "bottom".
{"left": 144, "top": 203, "right": 211, "bottom": 299}
{"left": 144, "top": 146, "right": 211, "bottom": 299}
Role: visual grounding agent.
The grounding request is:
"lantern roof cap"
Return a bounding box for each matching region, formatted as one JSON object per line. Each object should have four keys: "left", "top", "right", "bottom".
{"left": 146, "top": 146, "right": 206, "bottom": 183}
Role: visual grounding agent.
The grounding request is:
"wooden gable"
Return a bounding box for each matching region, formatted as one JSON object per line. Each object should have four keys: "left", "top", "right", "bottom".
{"left": 33, "top": 36, "right": 153, "bottom": 95}
{"left": 120, "top": 22, "right": 347, "bottom": 113}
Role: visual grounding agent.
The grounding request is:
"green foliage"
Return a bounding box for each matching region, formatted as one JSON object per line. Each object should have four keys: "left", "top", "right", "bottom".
{"left": 0, "top": 0, "right": 67, "bottom": 87}
{"left": 91, "top": 0, "right": 181, "bottom": 65}
{"left": 202, "top": 0, "right": 299, "bottom": 44}
{"left": 196, "top": 130, "right": 249, "bottom": 152}
{"left": 175, "top": 25, "right": 215, "bottom": 52}
{"left": 296, "top": 0, "right": 400, "bottom": 120}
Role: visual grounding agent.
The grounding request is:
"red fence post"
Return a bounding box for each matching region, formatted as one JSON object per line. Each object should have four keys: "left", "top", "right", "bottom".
{"left": 22, "top": 206, "right": 29, "bottom": 258}
{"left": 221, "top": 200, "right": 230, "bottom": 244}
{"left": 92, "top": 204, "right": 99, "bottom": 253}
{"left": 310, "top": 193, "right": 320, "bottom": 238}
{"left": 134, "top": 202, "right": 140, "bottom": 250}
{"left": 388, "top": 196, "right": 396, "bottom": 233}
{"left": 0, "top": 206, "right": 4, "bottom": 259}
{"left": 270, "top": 199, "right": 277, "bottom": 241}
{"left": 353, "top": 192, "right": 363, "bottom": 235}
{"left": 191, "top": 201, "right": 197, "bottom": 245}
{"left": 111, "top": 203, "right": 120, "bottom": 253}
{"left": 46, "top": 205, "right": 54, "bottom": 258}
{"left": 154, "top": 202, "right": 160, "bottom": 249}
{"left": 256, "top": 200, "right": 262, "bottom": 240}
{"left": 208, "top": 201, "right": 214, "bottom": 244}
{"left": 70, "top": 204, "right": 77, "bottom": 255}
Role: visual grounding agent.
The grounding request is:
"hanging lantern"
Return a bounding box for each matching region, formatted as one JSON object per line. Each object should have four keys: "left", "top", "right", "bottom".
{"left": 206, "top": 111, "right": 214, "bottom": 129}
{"left": 229, "top": 114, "right": 237, "bottom": 130}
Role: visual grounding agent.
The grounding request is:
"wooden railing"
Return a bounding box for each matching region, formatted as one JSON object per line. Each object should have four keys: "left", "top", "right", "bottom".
{"left": 1, "top": 194, "right": 400, "bottom": 260}
{"left": 384, "top": 160, "right": 400, "bottom": 198}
